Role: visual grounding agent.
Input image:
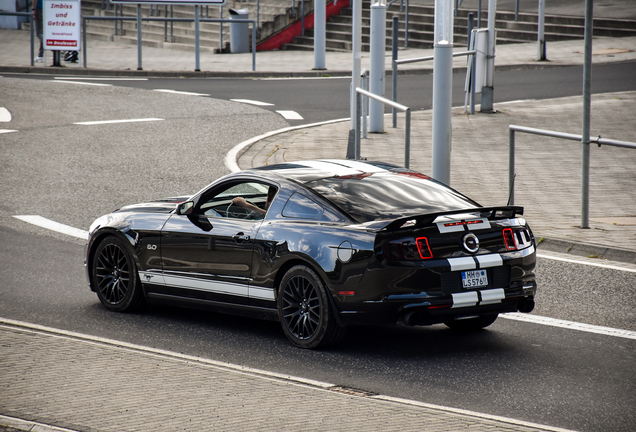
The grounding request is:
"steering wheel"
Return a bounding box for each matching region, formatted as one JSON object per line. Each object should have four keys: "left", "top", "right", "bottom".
{"left": 226, "top": 199, "right": 258, "bottom": 219}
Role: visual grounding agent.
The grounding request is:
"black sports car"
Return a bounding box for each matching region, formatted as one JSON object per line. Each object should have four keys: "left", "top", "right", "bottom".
{"left": 85, "top": 159, "right": 537, "bottom": 349}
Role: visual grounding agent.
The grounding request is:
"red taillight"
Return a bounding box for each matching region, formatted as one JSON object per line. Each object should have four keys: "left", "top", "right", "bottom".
{"left": 384, "top": 237, "right": 434, "bottom": 261}
{"left": 503, "top": 227, "right": 532, "bottom": 251}
{"left": 503, "top": 228, "right": 517, "bottom": 250}
{"left": 416, "top": 237, "right": 433, "bottom": 259}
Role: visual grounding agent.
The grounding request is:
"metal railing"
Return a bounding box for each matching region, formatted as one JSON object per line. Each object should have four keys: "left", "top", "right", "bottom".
{"left": 508, "top": 125, "right": 636, "bottom": 228}
{"left": 0, "top": 11, "right": 35, "bottom": 66}
{"left": 82, "top": 14, "right": 257, "bottom": 71}
{"left": 354, "top": 87, "right": 411, "bottom": 168}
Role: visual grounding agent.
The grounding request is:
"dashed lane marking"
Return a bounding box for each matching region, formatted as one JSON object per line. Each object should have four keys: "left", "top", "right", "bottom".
{"left": 0, "top": 129, "right": 17, "bottom": 134}
{"left": 13, "top": 215, "right": 89, "bottom": 240}
{"left": 0, "top": 107, "right": 11, "bottom": 122}
{"left": 154, "top": 89, "right": 210, "bottom": 96}
{"left": 276, "top": 110, "right": 304, "bottom": 120}
{"left": 230, "top": 99, "right": 274, "bottom": 106}
{"left": 52, "top": 80, "right": 113, "bottom": 87}
{"left": 73, "top": 118, "right": 164, "bottom": 126}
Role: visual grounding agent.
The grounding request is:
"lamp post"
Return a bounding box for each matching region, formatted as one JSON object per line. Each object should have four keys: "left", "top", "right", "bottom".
{"left": 431, "top": 0, "right": 453, "bottom": 185}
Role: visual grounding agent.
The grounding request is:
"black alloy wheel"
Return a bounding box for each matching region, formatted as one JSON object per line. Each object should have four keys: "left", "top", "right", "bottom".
{"left": 444, "top": 314, "right": 499, "bottom": 331}
{"left": 92, "top": 236, "right": 144, "bottom": 312}
{"left": 278, "top": 265, "right": 344, "bottom": 349}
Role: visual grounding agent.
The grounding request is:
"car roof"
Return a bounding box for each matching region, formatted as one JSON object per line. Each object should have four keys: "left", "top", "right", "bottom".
{"left": 248, "top": 159, "right": 408, "bottom": 183}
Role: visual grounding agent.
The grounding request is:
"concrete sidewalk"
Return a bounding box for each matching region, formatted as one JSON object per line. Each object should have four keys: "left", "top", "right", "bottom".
{"left": 0, "top": 320, "right": 576, "bottom": 432}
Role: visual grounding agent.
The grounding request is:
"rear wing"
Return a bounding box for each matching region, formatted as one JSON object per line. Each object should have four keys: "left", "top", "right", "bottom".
{"left": 363, "top": 206, "right": 525, "bottom": 231}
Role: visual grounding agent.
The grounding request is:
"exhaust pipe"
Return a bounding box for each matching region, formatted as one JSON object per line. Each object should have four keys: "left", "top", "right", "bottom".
{"left": 402, "top": 311, "right": 420, "bottom": 326}
{"left": 517, "top": 297, "right": 535, "bottom": 313}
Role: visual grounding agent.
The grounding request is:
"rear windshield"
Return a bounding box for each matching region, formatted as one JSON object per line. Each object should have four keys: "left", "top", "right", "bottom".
{"left": 305, "top": 172, "right": 479, "bottom": 223}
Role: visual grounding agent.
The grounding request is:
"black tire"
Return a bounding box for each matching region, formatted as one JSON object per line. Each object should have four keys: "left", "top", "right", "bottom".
{"left": 92, "top": 235, "right": 144, "bottom": 312}
{"left": 444, "top": 314, "right": 499, "bottom": 331}
{"left": 278, "top": 265, "right": 345, "bottom": 349}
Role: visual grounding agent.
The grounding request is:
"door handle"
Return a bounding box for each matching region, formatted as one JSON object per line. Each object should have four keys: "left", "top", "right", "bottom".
{"left": 232, "top": 233, "right": 250, "bottom": 243}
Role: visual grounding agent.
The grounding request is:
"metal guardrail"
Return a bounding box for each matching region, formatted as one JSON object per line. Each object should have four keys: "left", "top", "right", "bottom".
{"left": 508, "top": 124, "right": 636, "bottom": 228}
{"left": 354, "top": 87, "right": 411, "bottom": 168}
{"left": 82, "top": 14, "right": 257, "bottom": 71}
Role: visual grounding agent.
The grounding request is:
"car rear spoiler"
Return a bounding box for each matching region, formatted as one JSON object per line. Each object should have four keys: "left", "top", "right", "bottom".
{"left": 363, "top": 206, "right": 525, "bottom": 231}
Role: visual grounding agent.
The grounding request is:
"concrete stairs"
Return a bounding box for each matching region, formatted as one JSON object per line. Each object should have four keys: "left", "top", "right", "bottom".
{"left": 281, "top": 1, "right": 636, "bottom": 52}
{"left": 77, "top": 0, "right": 308, "bottom": 52}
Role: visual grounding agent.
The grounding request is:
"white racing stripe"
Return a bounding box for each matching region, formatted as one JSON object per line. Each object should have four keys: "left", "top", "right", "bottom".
{"left": 74, "top": 118, "right": 164, "bottom": 126}
{"left": 276, "top": 110, "right": 304, "bottom": 120}
{"left": 501, "top": 313, "right": 636, "bottom": 340}
{"left": 13, "top": 215, "right": 88, "bottom": 240}
{"left": 155, "top": 89, "right": 210, "bottom": 96}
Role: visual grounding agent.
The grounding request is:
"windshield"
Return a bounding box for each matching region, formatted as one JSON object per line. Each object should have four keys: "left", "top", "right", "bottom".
{"left": 305, "top": 172, "right": 479, "bottom": 223}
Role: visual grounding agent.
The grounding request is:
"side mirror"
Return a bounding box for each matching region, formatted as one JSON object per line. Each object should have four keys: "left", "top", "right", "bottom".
{"left": 176, "top": 201, "right": 194, "bottom": 215}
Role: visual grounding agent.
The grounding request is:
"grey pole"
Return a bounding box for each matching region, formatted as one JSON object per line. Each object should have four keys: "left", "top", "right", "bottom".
{"left": 431, "top": 0, "right": 454, "bottom": 185}
{"left": 369, "top": 1, "right": 387, "bottom": 133}
{"left": 350, "top": 0, "right": 362, "bottom": 129}
{"left": 314, "top": 0, "right": 326, "bottom": 69}
{"left": 195, "top": 5, "right": 200, "bottom": 71}
{"left": 537, "top": 0, "right": 546, "bottom": 60}
{"left": 392, "top": 15, "right": 398, "bottom": 128}
{"left": 480, "top": 0, "right": 496, "bottom": 112}
{"left": 137, "top": 4, "right": 142, "bottom": 70}
{"left": 509, "top": 128, "right": 515, "bottom": 205}
{"left": 581, "top": 0, "right": 593, "bottom": 229}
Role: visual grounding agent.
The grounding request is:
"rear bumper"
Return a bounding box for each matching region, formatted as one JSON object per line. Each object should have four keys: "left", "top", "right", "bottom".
{"left": 336, "top": 281, "right": 536, "bottom": 326}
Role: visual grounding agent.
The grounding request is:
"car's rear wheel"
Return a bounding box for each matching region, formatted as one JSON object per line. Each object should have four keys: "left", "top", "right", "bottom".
{"left": 278, "top": 265, "right": 344, "bottom": 349}
{"left": 92, "top": 235, "right": 144, "bottom": 312}
{"left": 444, "top": 314, "right": 499, "bottom": 331}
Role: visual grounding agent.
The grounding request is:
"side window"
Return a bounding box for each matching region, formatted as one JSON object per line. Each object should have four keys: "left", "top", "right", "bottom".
{"left": 199, "top": 182, "right": 273, "bottom": 219}
{"left": 282, "top": 193, "right": 324, "bottom": 220}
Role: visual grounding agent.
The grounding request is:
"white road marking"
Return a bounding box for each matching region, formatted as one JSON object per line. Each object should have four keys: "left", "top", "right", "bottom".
{"left": 0, "top": 129, "right": 18, "bottom": 134}
{"left": 276, "top": 110, "right": 304, "bottom": 120}
{"left": 74, "top": 118, "right": 164, "bottom": 126}
{"left": 0, "top": 107, "right": 12, "bottom": 122}
{"left": 53, "top": 77, "right": 148, "bottom": 81}
{"left": 224, "top": 117, "right": 349, "bottom": 173}
{"left": 12, "top": 215, "right": 89, "bottom": 240}
{"left": 230, "top": 99, "right": 274, "bottom": 106}
{"left": 537, "top": 251, "right": 636, "bottom": 273}
{"left": 501, "top": 313, "right": 636, "bottom": 340}
{"left": 53, "top": 80, "right": 113, "bottom": 87}
{"left": 11, "top": 214, "right": 636, "bottom": 341}
{"left": 0, "top": 318, "right": 580, "bottom": 432}
{"left": 154, "top": 89, "right": 210, "bottom": 96}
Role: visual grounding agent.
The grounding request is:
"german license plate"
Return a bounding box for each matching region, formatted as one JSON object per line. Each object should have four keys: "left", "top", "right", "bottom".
{"left": 462, "top": 270, "right": 488, "bottom": 288}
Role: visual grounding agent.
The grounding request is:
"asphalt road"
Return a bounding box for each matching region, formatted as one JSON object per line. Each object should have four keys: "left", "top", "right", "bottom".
{"left": 1, "top": 65, "right": 635, "bottom": 432}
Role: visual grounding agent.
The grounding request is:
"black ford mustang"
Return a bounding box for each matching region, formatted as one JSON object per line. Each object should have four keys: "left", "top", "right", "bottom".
{"left": 85, "top": 160, "right": 536, "bottom": 349}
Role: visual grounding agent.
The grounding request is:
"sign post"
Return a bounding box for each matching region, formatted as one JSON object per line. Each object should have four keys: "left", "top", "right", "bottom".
{"left": 43, "top": 0, "right": 81, "bottom": 65}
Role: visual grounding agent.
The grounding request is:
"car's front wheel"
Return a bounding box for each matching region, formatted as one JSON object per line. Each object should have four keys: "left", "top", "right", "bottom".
{"left": 444, "top": 314, "right": 499, "bottom": 331}
{"left": 92, "top": 235, "right": 144, "bottom": 312}
{"left": 278, "top": 265, "right": 344, "bottom": 349}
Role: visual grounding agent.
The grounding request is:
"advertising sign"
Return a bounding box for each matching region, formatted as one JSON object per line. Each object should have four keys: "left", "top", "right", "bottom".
{"left": 43, "top": 0, "right": 81, "bottom": 51}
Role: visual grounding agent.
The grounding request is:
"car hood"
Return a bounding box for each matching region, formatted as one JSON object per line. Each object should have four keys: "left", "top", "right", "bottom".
{"left": 117, "top": 196, "right": 190, "bottom": 214}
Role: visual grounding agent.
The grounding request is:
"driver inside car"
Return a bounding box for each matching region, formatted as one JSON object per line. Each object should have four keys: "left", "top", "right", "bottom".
{"left": 231, "top": 186, "right": 277, "bottom": 218}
